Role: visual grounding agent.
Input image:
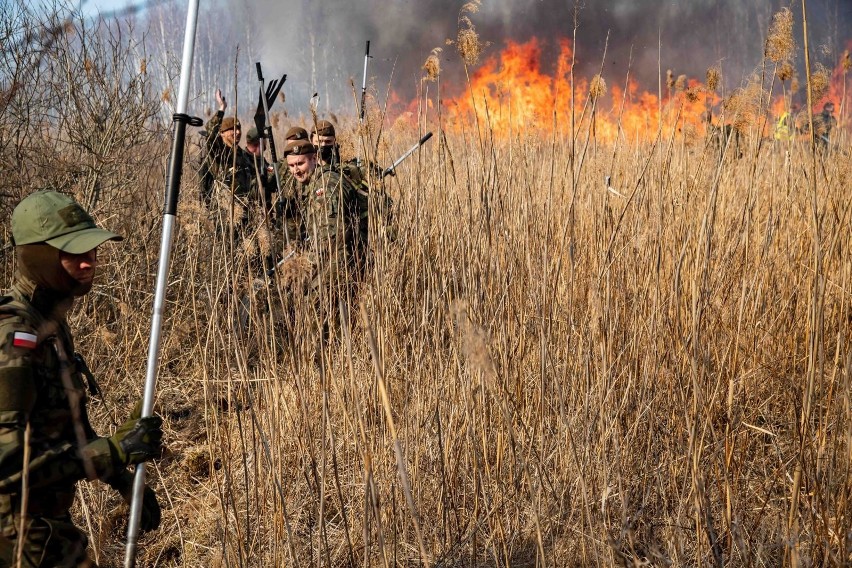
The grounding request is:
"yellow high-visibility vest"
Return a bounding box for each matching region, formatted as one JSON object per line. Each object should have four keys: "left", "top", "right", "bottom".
{"left": 774, "top": 112, "right": 793, "bottom": 141}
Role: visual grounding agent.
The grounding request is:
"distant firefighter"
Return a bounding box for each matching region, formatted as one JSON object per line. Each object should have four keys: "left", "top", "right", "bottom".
{"left": 774, "top": 103, "right": 801, "bottom": 141}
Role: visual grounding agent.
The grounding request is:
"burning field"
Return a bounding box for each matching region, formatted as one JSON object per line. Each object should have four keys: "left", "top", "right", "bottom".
{"left": 1, "top": 0, "right": 851, "bottom": 566}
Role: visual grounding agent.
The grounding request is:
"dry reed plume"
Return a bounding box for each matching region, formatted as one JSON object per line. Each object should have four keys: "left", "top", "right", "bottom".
{"left": 706, "top": 65, "right": 721, "bottom": 91}
{"left": 423, "top": 48, "right": 442, "bottom": 81}
{"left": 723, "top": 77, "right": 766, "bottom": 132}
{"left": 809, "top": 62, "right": 831, "bottom": 101}
{"left": 589, "top": 74, "right": 606, "bottom": 99}
{"left": 777, "top": 60, "right": 795, "bottom": 82}
{"left": 765, "top": 8, "right": 795, "bottom": 63}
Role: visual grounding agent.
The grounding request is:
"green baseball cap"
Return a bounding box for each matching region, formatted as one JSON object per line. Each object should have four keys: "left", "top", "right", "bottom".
{"left": 11, "top": 190, "right": 123, "bottom": 254}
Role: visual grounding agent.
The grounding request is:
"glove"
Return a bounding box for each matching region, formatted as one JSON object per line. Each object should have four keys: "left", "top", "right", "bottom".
{"left": 111, "top": 415, "right": 163, "bottom": 466}
{"left": 79, "top": 402, "right": 162, "bottom": 481}
{"left": 107, "top": 471, "right": 162, "bottom": 532}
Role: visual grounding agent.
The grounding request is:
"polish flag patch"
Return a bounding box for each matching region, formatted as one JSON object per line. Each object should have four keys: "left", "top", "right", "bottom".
{"left": 12, "top": 332, "right": 37, "bottom": 349}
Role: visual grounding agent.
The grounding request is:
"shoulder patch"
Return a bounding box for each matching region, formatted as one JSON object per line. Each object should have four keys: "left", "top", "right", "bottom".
{"left": 12, "top": 332, "right": 37, "bottom": 349}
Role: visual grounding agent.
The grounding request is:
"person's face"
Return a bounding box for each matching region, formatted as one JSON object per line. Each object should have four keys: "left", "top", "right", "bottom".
{"left": 312, "top": 133, "right": 336, "bottom": 148}
{"left": 246, "top": 140, "right": 261, "bottom": 156}
{"left": 287, "top": 153, "right": 317, "bottom": 183}
{"left": 59, "top": 248, "right": 97, "bottom": 295}
{"left": 220, "top": 125, "right": 241, "bottom": 148}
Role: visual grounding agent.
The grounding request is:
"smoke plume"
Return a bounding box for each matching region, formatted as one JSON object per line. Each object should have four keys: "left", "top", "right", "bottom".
{"left": 198, "top": 0, "right": 851, "bottom": 117}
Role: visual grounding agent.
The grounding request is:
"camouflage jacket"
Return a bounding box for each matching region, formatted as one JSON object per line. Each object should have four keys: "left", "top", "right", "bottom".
{"left": 0, "top": 275, "right": 117, "bottom": 524}
{"left": 200, "top": 111, "right": 268, "bottom": 207}
{"left": 296, "top": 165, "right": 358, "bottom": 293}
{"left": 275, "top": 163, "right": 305, "bottom": 246}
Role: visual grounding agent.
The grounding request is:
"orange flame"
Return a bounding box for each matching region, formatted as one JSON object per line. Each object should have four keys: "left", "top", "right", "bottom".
{"left": 820, "top": 39, "right": 852, "bottom": 114}
{"left": 402, "top": 37, "right": 852, "bottom": 141}
{"left": 427, "top": 38, "right": 720, "bottom": 142}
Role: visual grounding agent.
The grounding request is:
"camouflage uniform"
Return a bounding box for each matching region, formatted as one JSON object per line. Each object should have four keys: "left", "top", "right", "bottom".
{"left": 275, "top": 126, "right": 311, "bottom": 247}
{"left": 0, "top": 191, "right": 162, "bottom": 567}
{"left": 309, "top": 120, "right": 393, "bottom": 266}
{"left": 283, "top": 141, "right": 358, "bottom": 330}
{"left": 276, "top": 162, "right": 305, "bottom": 247}
{"left": 813, "top": 107, "right": 837, "bottom": 148}
{"left": 200, "top": 112, "right": 272, "bottom": 222}
{"left": 202, "top": 113, "right": 278, "bottom": 281}
{"left": 303, "top": 163, "right": 356, "bottom": 298}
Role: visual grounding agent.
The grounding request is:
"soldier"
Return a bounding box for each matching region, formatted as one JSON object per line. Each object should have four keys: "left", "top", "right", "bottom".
{"left": 200, "top": 89, "right": 276, "bottom": 282}
{"left": 813, "top": 101, "right": 837, "bottom": 148}
{"left": 774, "top": 103, "right": 801, "bottom": 141}
{"left": 0, "top": 190, "right": 163, "bottom": 567}
{"left": 245, "top": 126, "right": 261, "bottom": 156}
{"left": 283, "top": 139, "right": 357, "bottom": 329}
{"left": 309, "top": 120, "right": 378, "bottom": 259}
{"left": 244, "top": 127, "right": 276, "bottom": 208}
{"left": 276, "top": 126, "right": 313, "bottom": 246}
{"left": 199, "top": 89, "right": 269, "bottom": 216}
{"left": 310, "top": 120, "right": 341, "bottom": 168}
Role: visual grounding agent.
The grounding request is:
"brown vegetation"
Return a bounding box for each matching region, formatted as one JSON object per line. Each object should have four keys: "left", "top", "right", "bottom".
{"left": 2, "top": 2, "right": 850, "bottom": 567}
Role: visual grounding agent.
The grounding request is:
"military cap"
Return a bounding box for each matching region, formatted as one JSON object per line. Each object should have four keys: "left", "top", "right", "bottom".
{"left": 283, "top": 139, "right": 317, "bottom": 156}
{"left": 246, "top": 127, "right": 260, "bottom": 144}
{"left": 285, "top": 126, "right": 309, "bottom": 141}
{"left": 311, "top": 120, "right": 335, "bottom": 137}
{"left": 220, "top": 116, "right": 241, "bottom": 133}
{"left": 12, "top": 190, "right": 123, "bottom": 254}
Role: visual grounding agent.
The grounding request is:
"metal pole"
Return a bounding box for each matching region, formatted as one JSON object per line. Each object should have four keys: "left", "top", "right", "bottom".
{"left": 382, "top": 132, "right": 433, "bottom": 178}
{"left": 357, "top": 40, "right": 371, "bottom": 165}
{"left": 124, "top": 0, "right": 201, "bottom": 565}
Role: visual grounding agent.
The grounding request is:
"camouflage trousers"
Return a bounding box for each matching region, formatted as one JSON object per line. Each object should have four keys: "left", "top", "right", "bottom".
{"left": 0, "top": 514, "right": 95, "bottom": 568}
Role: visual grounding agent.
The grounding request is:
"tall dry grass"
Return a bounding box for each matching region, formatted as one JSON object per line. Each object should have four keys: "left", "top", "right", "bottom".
{"left": 57, "top": 105, "right": 851, "bottom": 567}
{"left": 2, "top": 3, "right": 851, "bottom": 567}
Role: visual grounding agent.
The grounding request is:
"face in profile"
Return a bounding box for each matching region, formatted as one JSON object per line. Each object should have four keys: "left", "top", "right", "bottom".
{"left": 59, "top": 248, "right": 98, "bottom": 296}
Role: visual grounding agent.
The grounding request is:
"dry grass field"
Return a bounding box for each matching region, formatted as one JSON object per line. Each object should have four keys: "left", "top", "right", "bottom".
{"left": 2, "top": 3, "right": 851, "bottom": 567}
{"left": 51, "top": 115, "right": 847, "bottom": 567}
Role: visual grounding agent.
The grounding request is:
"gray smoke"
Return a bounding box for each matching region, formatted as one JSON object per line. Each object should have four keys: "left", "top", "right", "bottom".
{"left": 194, "top": 0, "right": 851, "bottom": 116}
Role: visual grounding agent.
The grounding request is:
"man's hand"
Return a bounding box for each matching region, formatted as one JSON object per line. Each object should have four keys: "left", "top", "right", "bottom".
{"left": 111, "top": 415, "right": 163, "bottom": 466}
{"left": 79, "top": 406, "right": 163, "bottom": 480}
{"left": 216, "top": 88, "right": 227, "bottom": 111}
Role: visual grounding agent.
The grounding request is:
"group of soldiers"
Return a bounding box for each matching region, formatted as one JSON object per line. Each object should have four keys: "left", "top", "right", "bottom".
{"left": 198, "top": 88, "right": 379, "bottom": 329}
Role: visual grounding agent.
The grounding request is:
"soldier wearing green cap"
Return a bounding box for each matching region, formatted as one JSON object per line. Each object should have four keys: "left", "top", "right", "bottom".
{"left": 0, "top": 191, "right": 163, "bottom": 567}
{"left": 244, "top": 126, "right": 276, "bottom": 209}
